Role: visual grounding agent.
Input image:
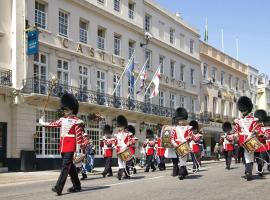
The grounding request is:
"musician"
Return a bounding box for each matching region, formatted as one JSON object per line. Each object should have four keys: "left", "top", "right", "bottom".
{"left": 220, "top": 122, "right": 234, "bottom": 170}
{"left": 39, "top": 93, "right": 88, "bottom": 195}
{"left": 100, "top": 125, "right": 114, "bottom": 178}
{"left": 126, "top": 125, "right": 138, "bottom": 174}
{"left": 114, "top": 115, "right": 132, "bottom": 180}
{"left": 170, "top": 107, "right": 193, "bottom": 180}
{"left": 189, "top": 120, "right": 202, "bottom": 171}
{"left": 156, "top": 130, "right": 166, "bottom": 171}
{"left": 263, "top": 116, "right": 270, "bottom": 172}
{"left": 234, "top": 96, "right": 262, "bottom": 180}
{"left": 143, "top": 129, "right": 157, "bottom": 172}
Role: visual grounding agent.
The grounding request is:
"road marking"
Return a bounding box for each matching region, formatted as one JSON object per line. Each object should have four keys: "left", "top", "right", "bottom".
{"left": 103, "top": 176, "right": 165, "bottom": 187}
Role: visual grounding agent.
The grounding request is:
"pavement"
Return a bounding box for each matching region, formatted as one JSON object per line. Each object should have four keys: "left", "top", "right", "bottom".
{"left": 0, "top": 159, "right": 224, "bottom": 186}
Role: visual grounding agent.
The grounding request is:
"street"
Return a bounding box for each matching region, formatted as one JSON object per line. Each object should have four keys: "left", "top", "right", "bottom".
{"left": 0, "top": 162, "right": 269, "bottom": 200}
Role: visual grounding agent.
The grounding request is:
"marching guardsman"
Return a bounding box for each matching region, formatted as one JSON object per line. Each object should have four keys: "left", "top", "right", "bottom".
{"left": 170, "top": 107, "right": 193, "bottom": 180}
{"left": 263, "top": 116, "right": 270, "bottom": 172}
{"left": 39, "top": 93, "right": 88, "bottom": 195}
{"left": 100, "top": 125, "right": 114, "bottom": 178}
{"left": 253, "top": 110, "right": 268, "bottom": 176}
{"left": 114, "top": 115, "right": 132, "bottom": 180}
{"left": 189, "top": 120, "right": 203, "bottom": 171}
{"left": 126, "top": 125, "right": 138, "bottom": 174}
{"left": 143, "top": 129, "right": 156, "bottom": 172}
{"left": 220, "top": 122, "right": 234, "bottom": 170}
{"left": 156, "top": 130, "right": 166, "bottom": 170}
{"left": 234, "top": 96, "right": 262, "bottom": 180}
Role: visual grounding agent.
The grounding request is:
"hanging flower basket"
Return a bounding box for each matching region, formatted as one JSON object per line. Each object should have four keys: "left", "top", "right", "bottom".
{"left": 87, "top": 113, "right": 104, "bottom": 122}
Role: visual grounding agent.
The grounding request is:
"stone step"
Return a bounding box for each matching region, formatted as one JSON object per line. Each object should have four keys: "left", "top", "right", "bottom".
{"left": 0, "top": 167, "right": 8, "bottom": 173}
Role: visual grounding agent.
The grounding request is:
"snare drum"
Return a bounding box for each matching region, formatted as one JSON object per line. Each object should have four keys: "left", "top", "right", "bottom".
{"left": 73, "top": 153, "right": 85, "bottom": 164}
{"left": 242, "top": 136, "right": 263, "bottom": 153}
{"left": 118, "top": 148, "right": 133, "bottom": 161}
{"left": 175, "top": 142, "right": 191, "bottom": 158}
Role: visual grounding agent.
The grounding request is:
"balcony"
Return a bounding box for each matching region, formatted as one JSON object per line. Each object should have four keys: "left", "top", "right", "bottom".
{"left": 22, "top": 78, "right": 175, "bottom": 118}
{"left": 0, "top": 68, "right": 12, "bottom": 87}
{"left": 128, "top": 9, "right": 134, "bottom": 19}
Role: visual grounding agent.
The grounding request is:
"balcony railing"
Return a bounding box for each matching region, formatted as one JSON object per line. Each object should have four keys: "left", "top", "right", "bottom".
{"left": 79, "top": 28, "right": 88, "bottom": 44}
{"left": 128, "top": 9, "right": 134, "bottom": 19}
{"left": 22, "top": 78, "right": 175, "bottom": 118}
{"left": 0, "top": 68, "right": 12, "bottom": 87}
{"left": 97, "top": 36, "right": 105, "bottom": 50}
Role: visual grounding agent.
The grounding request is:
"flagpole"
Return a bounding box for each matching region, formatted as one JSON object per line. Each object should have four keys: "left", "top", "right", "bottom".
{"left": 112, "top": 53, "right": 134, "bottom": 96}
{"left": 142, "top": 63, "right": 161, "bottom": 98}
{"left": 127, "top": 58, "right": 149, "bottom": 99}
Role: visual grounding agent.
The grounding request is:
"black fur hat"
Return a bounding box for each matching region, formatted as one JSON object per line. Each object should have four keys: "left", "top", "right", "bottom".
{"left": 222, "top": 122, "right": 232, "bottom": 132}
{"left": 174, "top": 107, "right": 188, "bottom": 121}
{"left": 189, "top": 120, "right": 199, "bottom": 130}
{"left": 103, "top": 124, "right": 112, "bottom": 134}
{"left": 116, "top": 115, "right": 128, "bottom": 128}
{"left": 146, "top": 129, "right": 154, "bottom": 138}
{"left": 60, "top": 92, "right": 79, "bottom": 115}
{"left": 127, "top": 125, "right": 135, "bottom": 136}
{"left": 263, "top": 116, "right": 270, "bottom": 126}
{"left": 237, "top": 96, "right": 253, "bottom": 113}
{"left": 254, "top": 109, "right": 267, "bottom": 122}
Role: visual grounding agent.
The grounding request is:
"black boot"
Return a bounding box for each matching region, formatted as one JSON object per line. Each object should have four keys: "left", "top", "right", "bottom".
{"left": 52, "top": 186, "right": 62, "bottom": 196}
{"left": 67, "top": 186, "right": 81, "bottom": 193}
{"left": 80, "top": 173, "right": 87, "bottom": 180}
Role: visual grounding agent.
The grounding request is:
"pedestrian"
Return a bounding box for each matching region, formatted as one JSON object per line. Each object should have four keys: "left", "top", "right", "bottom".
{"left": 214, "top": 143, "right": 220, "bottom": 161}
{"left": 143, "top": 129, "right": 156, "bottom": 172}
{"left": 39, "top": 93, "right": 88, "bottom": 195}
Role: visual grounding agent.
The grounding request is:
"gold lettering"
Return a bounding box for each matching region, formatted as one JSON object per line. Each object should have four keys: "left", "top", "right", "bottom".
{"left": 89, "top": 48, "right": 95, "bottom": 57}
{"left": 99, "top": 52, "right": 105, "bottom": 61}
{"left": 76, "top": 44, "right": 83, "bottom": 54}
{"left": 62, "top": 38, "right": 69, "bottom": 48}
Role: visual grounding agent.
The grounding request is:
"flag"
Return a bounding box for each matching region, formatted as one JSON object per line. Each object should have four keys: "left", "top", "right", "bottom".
{"left": 136, "top": 67, "right": 147, "bottom": 94}
{"left": 204, "top": 18, "right": 208, "bottom": 43}
{"left": 126, "top": 56, "right": 135, "bottom": 93}
{"left": 150, "top": 68, "right": 161, "bottom": 98}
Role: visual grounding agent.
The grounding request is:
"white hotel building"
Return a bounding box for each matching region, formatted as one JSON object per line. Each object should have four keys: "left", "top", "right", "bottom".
{"left": 0, "top": 0, "right": 202, "bottom": 171}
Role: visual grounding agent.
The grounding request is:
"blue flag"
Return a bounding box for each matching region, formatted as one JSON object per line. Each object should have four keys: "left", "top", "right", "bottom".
{"left": 126, "top": 56, "right": 135, "bottom": 93}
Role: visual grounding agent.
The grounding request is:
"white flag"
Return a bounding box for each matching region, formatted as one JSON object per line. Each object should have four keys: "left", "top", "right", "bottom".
{"left": 150, "top": 68, "right": 161, "bottom": 98}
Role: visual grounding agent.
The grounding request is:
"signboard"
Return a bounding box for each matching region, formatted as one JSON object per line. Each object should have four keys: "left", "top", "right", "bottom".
{"left": 27, "top": 30, "right": 39, "bottom": 55}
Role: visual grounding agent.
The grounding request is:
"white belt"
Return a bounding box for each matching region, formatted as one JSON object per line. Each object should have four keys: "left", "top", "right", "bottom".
{"left": 61, "top": 134, "right": 75, "bottom": 138}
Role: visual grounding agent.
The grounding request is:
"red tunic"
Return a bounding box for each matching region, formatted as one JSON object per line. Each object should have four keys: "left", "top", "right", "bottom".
{"left": 220, "top": 133, "right": 234, "bottom": 151}
{"left": 114, "top": 129, "right": 132, "bottom": 154}
{"left": 143, "top": 139, "right": 156, "bottom": 156}
{"left": 170, "top": 126, "right": 192, "bottom": 147}
{"left": 156, "top": 137, "right": 165, "bottom": 156}
{"left": 100, "top": 137, "right": 115, "bottom": 157}
{"left": 191, "top": 133, "right": 202, "bottom": 153}
{"left": 129, "top": 136, "right": 138, "bottom": 156}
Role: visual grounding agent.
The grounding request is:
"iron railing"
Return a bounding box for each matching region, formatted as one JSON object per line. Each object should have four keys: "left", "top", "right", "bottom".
{"left": 0, "top": 68, "right": 12, "bottom": 87}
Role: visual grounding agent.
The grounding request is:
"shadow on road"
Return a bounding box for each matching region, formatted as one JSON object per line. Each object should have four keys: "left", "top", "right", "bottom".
{"left": 60, "top": 185, "right": 110, "bottom": 196}
{"left": 129, "top": 175, "right": 145, "bottom": 180}
{"left": 185, "top": 174, "right": 203, "bottom": 179}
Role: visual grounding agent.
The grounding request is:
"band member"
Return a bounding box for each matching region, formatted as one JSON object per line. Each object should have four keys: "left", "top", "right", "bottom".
{"left": 39, "top": 93, "right": 88, "bottom": 195}
{"left": 220, "top": 122, "right": 234, "bottom": 170}
{"left": 234, "top": 96, "right": 261, "bottom": 180}
{"left": 170, "top": 107, "right": 193, "bottom": 180}
{"left": 114, "top": 115, "right": 132, "bottom": 180}
{"left": 189, "top": 120, "right": 202, "bottom": 171}
{"left": 100, "top": 125, "right": 114, "bottom": 178}
{"left": 263, "top": 116, "right": 270, "bottom": 172}
{"left": 126, "top": 125, "right": 138, "bottom": 174}
{"left": 143, "top": 129, "right": 156, "bottom": 172}
{"left": 254, "top": 110, "right": 268, "bottom": 176}
{"left": 156, "top": 130, "right": 166, "bottom": 170}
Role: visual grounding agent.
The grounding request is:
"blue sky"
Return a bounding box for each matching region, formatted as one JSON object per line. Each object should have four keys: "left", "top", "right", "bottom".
{"left": 155, "top": 0, "right": 270, "bottom": 75}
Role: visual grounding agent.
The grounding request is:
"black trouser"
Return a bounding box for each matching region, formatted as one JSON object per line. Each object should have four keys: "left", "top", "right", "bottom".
{"left": 125, "top": 159, "right": 134, "bottom": 176}
{"left": 171, "top": 157, "right": 179, "bottom": 176}
{"left": 158, "top": 156, "right": 166, "bottom": 170}
{"left": 245, "top": 162, "right": 253, "bottom": 175}
{"left": 191, "top": 152, "right": 200, "bottom": 170}
{"left": 179, "top": 165, "right": 188, "bottom": 177}
{"left": 254, "top": 151, "right": 268, "bottom": 173}
{"left": 145, "top": 155, "right": 156, "bottom": 171}
{"left": 103, "top": 157, "right": 113, "bottom": 176}
{"left": 224, "top": 150, "right": 232, "bottom": 169}
{"left": 55, "top": 152, "right": 81, "bottom": 193}
{"left": 238, "top": 147, "right": 245, "bottom": 164}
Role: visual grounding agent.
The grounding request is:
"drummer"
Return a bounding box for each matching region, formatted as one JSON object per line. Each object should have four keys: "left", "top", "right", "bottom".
{"left": 263, "top": 116, "right": 270, "bottom": 172}
{"left": 113, "top": 115, "right": 133, "bottom": 180}
{"left": 170, "top": 107, "right": 193, "bottom": 180}
{"left": 234, "top": 96, "right": 263, "bottom": 181}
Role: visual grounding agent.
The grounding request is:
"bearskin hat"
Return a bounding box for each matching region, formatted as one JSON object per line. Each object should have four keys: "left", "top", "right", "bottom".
{"left": 174, "top": 107, "right": 188, "bottom": 121}
{"left": 116, "top": 115, "right": 128, "bottom": 128}
{"left": 263, "top": 116, "right": 270, "bottom": 126}
{"left": 222, "top": 122, "right": 232, "bottom": 132}
{"left": 237, "top": 96, "right": 253, "bottom": 113}
{"left": 189, "top": 120, "right": 199, "bottom": 130}
{"left": 103, "top": 124, "right": 112, "bottom": 134}
{"left": 146, "top": 129, "right": 154, "bottom": 138}
{"left": 60, "top": 92, "right": 79, "bottom": 115}
{"left": 254, "top": 109, "right": 267, "bottom": 122}
{"left": 127, "top": 125, "right": 135, "bottom": 136}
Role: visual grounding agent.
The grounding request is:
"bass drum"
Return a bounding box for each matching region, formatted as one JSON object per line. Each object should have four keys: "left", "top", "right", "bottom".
{"left": 160, "top": 125, "right": 174, "bottom": 148}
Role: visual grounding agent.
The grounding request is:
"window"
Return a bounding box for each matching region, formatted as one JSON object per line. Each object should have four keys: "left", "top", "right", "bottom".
{"left": 159, "top": 55, "right": 165, "bottom": 74}
{"left": 128, "top": 41, "right": 135, "bottom": 59}
{"left": 79, "top": 20, "right": 88, "bottom": 44}
{"left": 236, "top": 78, "right": 239, "bottom": 91}
{"left": 254, "top": 77, "right": 257, "bottom": 86}
{"left": 158, "top": 21, "right": 164, "bottom": 39}
{"left": 145, "top": 50, "right": 152, "bottom": 69}
{"left": 170, "top": 93, "right": 175, "bottom": 109}
{"left": 97, "top": 28, "right": 105, "bottom": 50}
{"left": 228, "top": 74, "right": 232, "bottom": 89}
{"left": 114, "top": 0, "right": 121, "bottom": 12}
{"left": 250, "top": 75, "right": 253, "bottom": 85}
{"left": 229, "top": 102, "right": 233, "bottom": 117}
{"left": 203, "top": 63, "right": 208, "bottom": 80}
{"left": 170, "top": 60, "right": 175, "bottom": 78}
{"left": 180, "top": 96, "right": 185, "bottom": 108}
{"left": 35, "top": 1, "right": 47, "bottom": 29}
{"left": 190, "top": 39, "right": 194, "bottom": 54}
{"left": 170, "top": 28, "right": 175, "bottom": 44}
{"left": 34, "top": 53, "right": 47, "bottom": 94}
{"left": 97, "top": 70, "right": 105, "bottom": 93}
{"left": 221, "top": 71, "right": 225, "bottom": 86}
{"left": 128, "top": 2, "right": 135, "bottom": 19}
{"left": 213, "top": 98, "right": 217, "bottom": 114}
{"left": 113, "top": 74, "right": 121, "bottom": 97}
{"left": 59, "top": 10, "right": 68, "bottom": 37}
{"left": 114, "top": 33, "right": 121, "bottom": 56}
{"left": 145, "top": 14, "right": 151, "bottom": 32}
{"left": 144, "top": 88, "right": 151, "bottom": 104}
{"left": 190, "top": 98, "right": 195, "bottom": 113}
{"left": 180, "top": 64, "right": 185, "bottom": 81}
{"left": 212, "top": 67, "right": 216, "bottom": 82}
{"left": 57, "top": 59, "right": 69, "bottom": 86}
{"left": 159, "top": 91, "right": 164, "bottom": 107}
{"left": 97, "top": 0, "right": 105, "bottom": 4}
{"left": 79, "top": 65, "right": 88, "bottom": 91}
{"left": 180, "top": 34, "right": 185, "bottom": 49}
{"left": 221, "top": 100, "right": 225, "bottom": 116}
{"left": 204, "top": 96, "right": 209, "bottom": 112}
{"left": 190, "top": 68, "right": 195, "bottom": 85}
{"left": 242, "top": 80, "right": 246, "bottom": 92}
